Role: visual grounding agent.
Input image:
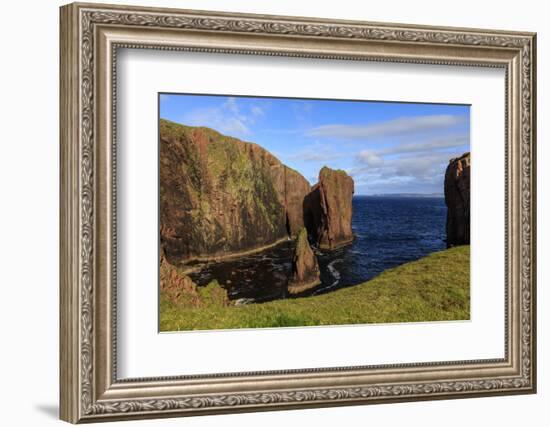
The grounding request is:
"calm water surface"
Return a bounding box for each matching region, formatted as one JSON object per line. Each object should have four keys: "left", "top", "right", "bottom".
{"left": 188, "top": 196, "right": 447, "bottom": 303}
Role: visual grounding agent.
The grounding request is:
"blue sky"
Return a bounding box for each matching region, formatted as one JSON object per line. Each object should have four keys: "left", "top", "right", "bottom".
{"left": 160, "top": 93, "right": 470, "bottom": 195}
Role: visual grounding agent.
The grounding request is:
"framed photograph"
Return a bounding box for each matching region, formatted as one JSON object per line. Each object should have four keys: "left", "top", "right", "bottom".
{"left": 60, "top": 2, "right": 537, "bottom": 423}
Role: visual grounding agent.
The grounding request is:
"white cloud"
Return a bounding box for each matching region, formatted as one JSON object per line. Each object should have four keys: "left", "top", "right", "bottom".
{"left": 222, "top": 117, "right": 250, "bottom": 136}
{"left": 183, "top": 107, "right": 250, "bottom": 136}
{"left": 350, "top": 139, "right": 469, "bottom": 194}
{"left": 354, "top": 134, "right": 469, "bottom": 167}
{"left": 351, "top": 151, "right": 459, "bottom": 182}
{"left": 307, "top": 114, "right": 466, "bottom": 140}
{"left": 251, "top": 105, "right": 264, "bottom": 117}
{"left": 356, "top": 151, "right": 383, "bottom": 167}
{"left": 180, "top": 98, "right": 267, "bottom": 138}
{"left": 291, "top": 102, "right": 314, "bottom": 123}
{"left": 377, "top": 134, "right": 469, "bottom": 156}
{"left": 287, "top": 151, "right": 339, "bottom": 162}
{"left": 284, "top": 141, "right": 344, "bottom": 162}
{"left": 385, "top": 153, "right": 454, "bottom": 178}
{"left": 223, "top": 97, "right": 239, "bottom": 114}
{"left": 347, "top": 125, "right": 471, "bottom": 194}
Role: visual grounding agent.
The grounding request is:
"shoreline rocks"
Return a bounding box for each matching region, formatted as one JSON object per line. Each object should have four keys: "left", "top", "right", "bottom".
{"left": 304, "top": 166, "right": 355, "bottom": 250}
{"left": 287, "top": 228, "right": 321, "bottom": 294}
{"left": 444, "top": 152, "right": 470, "bottom": 247}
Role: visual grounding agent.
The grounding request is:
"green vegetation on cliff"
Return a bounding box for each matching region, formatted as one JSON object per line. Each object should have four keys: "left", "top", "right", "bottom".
{"left": 160, "top": 246, "right": 470, "bottom": 331}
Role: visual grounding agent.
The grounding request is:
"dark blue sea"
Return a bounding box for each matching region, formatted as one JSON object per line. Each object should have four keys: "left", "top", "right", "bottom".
{"left": 189, "top": 196, "right": 447, "bottom": 303}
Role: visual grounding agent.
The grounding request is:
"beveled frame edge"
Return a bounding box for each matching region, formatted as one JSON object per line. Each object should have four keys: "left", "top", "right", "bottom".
{"left": 59, "top": 2, "right": 537, "bottom": 423}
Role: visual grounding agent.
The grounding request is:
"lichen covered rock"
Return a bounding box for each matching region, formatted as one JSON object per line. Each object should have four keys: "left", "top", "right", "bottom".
{"left": 304, "top": 166, "right": 355, "bottom": 249}
{"left": 444, "top": 152, "right": 470, "bottom": 247}
{"left": 287, "top": 228, "right": 321, "bottom": 294}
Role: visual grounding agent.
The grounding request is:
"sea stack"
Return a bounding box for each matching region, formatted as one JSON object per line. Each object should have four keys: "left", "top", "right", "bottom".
{"left": 287, "top": 228, "right": 321, "bottom": 294}
{"left": 444, "top": 152, "right": 470, "bottom": 247}
{"left": 304, "top": 166, "right": 355, "bottom": 250}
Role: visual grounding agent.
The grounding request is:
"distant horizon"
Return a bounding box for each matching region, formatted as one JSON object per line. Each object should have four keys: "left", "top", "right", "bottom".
{"left": 160, "top": 93, "right": 470, "bottom": 195}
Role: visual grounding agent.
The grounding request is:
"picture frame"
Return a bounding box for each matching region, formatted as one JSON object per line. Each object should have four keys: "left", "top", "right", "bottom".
{"left": 59, "top": 2, "right": 537, "bottom": 423}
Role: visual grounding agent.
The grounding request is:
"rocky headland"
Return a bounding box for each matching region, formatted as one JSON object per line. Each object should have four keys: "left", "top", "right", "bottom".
{"left": 444, "top": 152, "right": 470, "bottom": 247}
{"left": 160, "top": 119, "right": 311, "bottom": 265}
{"left": 159, "top": 119, "right": 356, "bottom": 296}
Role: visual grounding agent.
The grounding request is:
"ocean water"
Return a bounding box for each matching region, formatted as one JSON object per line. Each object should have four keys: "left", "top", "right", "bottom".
{"left": 188, "top": 196, "right": 447, "bottom": 303}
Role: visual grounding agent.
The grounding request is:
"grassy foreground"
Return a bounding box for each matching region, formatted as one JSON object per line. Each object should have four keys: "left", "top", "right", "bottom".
{"left": 160, "top": 246, "right": 470, "bottom": 331}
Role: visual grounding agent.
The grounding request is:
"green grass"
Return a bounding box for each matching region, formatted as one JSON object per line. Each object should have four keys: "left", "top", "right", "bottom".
{"left": 160, "top": 245, "right": 470, "bottom": 331}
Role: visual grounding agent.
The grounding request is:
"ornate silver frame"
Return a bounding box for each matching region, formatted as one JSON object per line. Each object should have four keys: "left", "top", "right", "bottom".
{"left": 59, "top": 2, "right": 537, "bottom": 423}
